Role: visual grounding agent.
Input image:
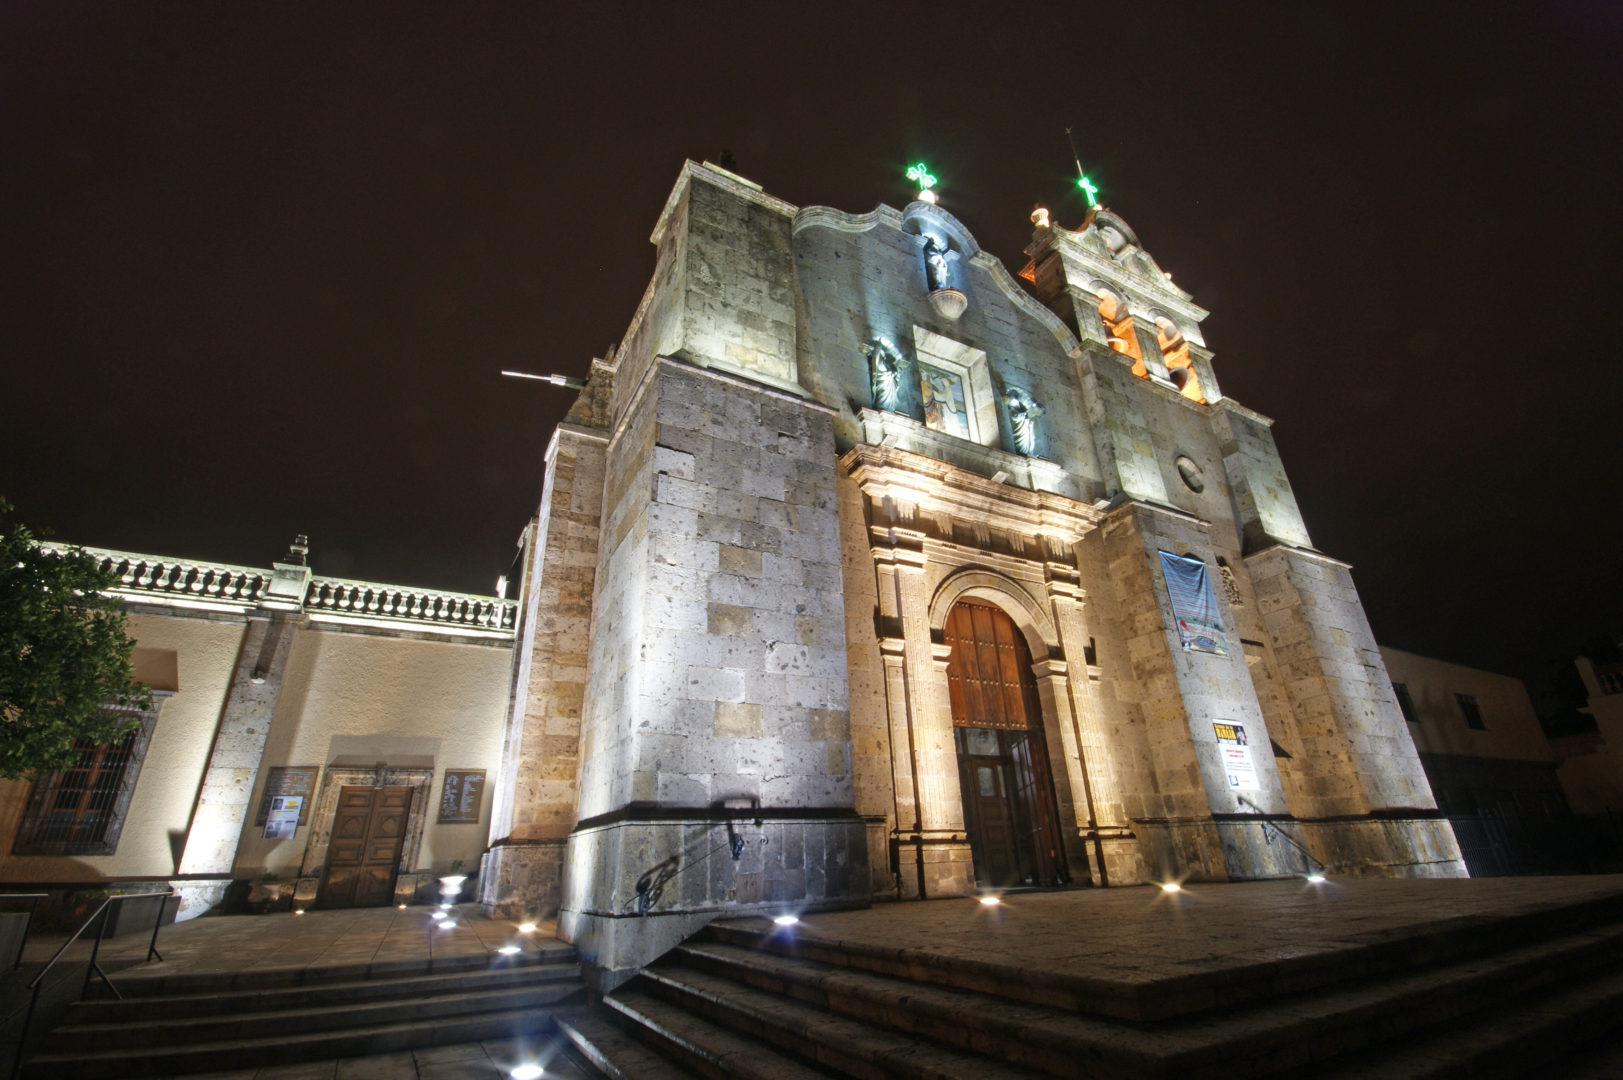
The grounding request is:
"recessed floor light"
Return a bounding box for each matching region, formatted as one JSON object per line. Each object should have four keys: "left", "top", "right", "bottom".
{"left": 1161, "top": 882, "right": 1182, "bottom": 893}
{"left": 773, "top": 914, "right": 798, "bottom": 926}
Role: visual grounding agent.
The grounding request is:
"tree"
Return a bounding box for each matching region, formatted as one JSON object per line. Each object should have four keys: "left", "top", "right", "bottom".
{"left": 0, "top": 500, "right": 150, "bottom": 780}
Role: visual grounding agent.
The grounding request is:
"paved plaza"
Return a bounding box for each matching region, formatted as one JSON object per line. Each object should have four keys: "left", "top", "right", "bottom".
{"left": 8, "top": 875, "right": 1623, "bottom": 1077}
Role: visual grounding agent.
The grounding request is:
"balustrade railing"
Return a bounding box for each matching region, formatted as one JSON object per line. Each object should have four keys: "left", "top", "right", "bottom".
{"left": 305, "top": 577, "right": 517, "bottom": 633}
{"left": 40, "top": 545, "right": 271, "bottom": 606}
{"left": 37, "top": 544, "right": 517, "bottom": 637}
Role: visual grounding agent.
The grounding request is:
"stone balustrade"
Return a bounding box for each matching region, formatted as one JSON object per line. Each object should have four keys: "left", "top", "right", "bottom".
{"left": 305, "top": 577, "right": 517, "bottom": 634}
{"left": 43, "top": 544, "right": 273, "bottom": 608}
{"left": 40, "top": 543, "right": 517, "bottom": 638}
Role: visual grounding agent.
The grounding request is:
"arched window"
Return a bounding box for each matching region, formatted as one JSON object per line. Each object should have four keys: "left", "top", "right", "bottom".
{"left": 1154, "top": 315, "right": 1205, "bottom": 403}
{"left": 1095, "top": 287, "right": 1146, "bottom": 377}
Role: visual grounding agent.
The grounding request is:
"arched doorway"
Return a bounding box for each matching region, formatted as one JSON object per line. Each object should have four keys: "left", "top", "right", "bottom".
{"left": 944, "top": 600, "right": 1067, "bottom": 887}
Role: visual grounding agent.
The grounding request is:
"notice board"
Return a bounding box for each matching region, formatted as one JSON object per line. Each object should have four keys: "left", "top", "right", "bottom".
{"left": 254, "top": 766, "right": 319, "bottom": 826}
{"left": 439, "top": 770, "right": 486, "bottom": 824}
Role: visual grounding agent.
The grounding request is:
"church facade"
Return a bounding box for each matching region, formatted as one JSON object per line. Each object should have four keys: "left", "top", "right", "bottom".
{"left": 485, "top": 162, "right": 1464, "bottom": 979}
{"left": 1, "top": 161, "right": 1463, "bottom": 980}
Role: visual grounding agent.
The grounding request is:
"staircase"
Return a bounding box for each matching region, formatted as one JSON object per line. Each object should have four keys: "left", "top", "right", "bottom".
{"left": 555, "top": 894, "right": 1623, "bottom": 1079}
{"left": 22, "top": 941, "right": 585, "bottom": 1078}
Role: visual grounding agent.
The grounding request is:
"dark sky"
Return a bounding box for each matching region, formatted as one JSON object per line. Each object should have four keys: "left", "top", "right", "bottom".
{"left": 2, "top": 3, "right": 1618, "bottom": 690}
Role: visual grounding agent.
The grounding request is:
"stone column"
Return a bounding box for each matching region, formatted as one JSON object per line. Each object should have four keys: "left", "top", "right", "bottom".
{"left": 559, "top": 360, "right": 869, "bottom": 988}
{"left": 1246, "top": 545, "right": 1465, "bottom": 876}
{"left": 175, "top": 604, "right": 302, "bottom": 917}
{"left": 1045, "top": 579, "right": 1140, "bottom": 884}
{"left": 871, "top": 520, "right": 972, "bottom": 899}
{"left": 482, "top": 423, "right": 608, "bottom": 919}
{"left": 1098, "top": 503, "right": 1298, "bottom": 881}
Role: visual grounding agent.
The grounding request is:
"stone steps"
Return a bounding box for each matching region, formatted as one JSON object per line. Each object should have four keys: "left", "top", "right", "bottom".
{"left": 554, "top": 1006, "right": 708, "bottom": 1080}
{"left": 59, "top": 958, "right": 579, "bottom": 1025}
{"left": 701, "top": 889, "right": 1623, "bottom": 1022}
{"left": 21, "top": 948, "right": 586, "bottom": 1078}
{"left": 558, "top": 904, "right": 1623, "bottom": 1079}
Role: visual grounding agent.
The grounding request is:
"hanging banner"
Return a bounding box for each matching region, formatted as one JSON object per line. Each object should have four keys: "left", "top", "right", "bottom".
{"left": 263, "top": 795, "right": 303, "bottom": 839}
{"left": 1212, "top": 720, "right": 1258, "bottom": 790}
{"left": 1158, "top": 551, "right": 1230, "bottom": 657}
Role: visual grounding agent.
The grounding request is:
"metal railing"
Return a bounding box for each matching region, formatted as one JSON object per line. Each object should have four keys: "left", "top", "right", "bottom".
{"left": 0, "top": 896, "right": 45, "bottom": 973}
{"left": 5, "top": 888, "right": 171, "bottom": 1080}
{"left": 1235, "top": 796, "right": 1329, "bottom": 874}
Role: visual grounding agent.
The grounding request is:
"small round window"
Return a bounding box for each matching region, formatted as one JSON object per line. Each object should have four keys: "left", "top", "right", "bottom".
{"left": 1175, "top": 455, "right": 1205, "bottom": 493}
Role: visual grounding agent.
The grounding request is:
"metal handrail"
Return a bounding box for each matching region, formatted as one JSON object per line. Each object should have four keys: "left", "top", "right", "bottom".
{"left": 1235, "top": 796, "right": 1328, "bottom": 873}
{"left": 8, "top": 887, "right": 172, "bottom": 1080}
{"left": 0, "top": 896, "right": 47, "bottom": 972}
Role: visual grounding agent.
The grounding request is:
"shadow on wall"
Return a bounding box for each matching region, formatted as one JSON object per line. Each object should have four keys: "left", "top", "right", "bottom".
{"left": 624, "top": 797, "right": 764, "bottom": 918}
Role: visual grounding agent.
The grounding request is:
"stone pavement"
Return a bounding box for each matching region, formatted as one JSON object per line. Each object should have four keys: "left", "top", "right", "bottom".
{"left": 713, "top": 874, "right": 1623, "bottom": 991}
{"left": 20, "top": 903, "right": 559, "bottom": 981}
{"left": 14, "top": 876, "right": 1623, "bottom": 1078}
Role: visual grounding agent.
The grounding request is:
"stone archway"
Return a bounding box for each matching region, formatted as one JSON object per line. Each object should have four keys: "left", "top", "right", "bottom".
{"left": 942, "top": 599, "right": 1068, "bottom": 887}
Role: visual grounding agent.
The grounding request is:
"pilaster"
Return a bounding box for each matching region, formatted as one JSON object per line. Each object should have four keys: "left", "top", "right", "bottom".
{"left": 176, "top": 610, "right": 301, "bottom": 905}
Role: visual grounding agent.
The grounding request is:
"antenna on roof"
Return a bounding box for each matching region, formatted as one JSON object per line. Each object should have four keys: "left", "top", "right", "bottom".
{"left": 1065, "top": 127, "right": 1101, "bottom": 210}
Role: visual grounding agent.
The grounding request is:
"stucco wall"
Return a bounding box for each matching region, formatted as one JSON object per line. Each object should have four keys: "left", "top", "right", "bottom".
{"left": 231, "top": 626, "right": 512, "bottom": 880}
{"left": 0, "top": 611, "right": 246, "bottom": 882}
{"left": 1381, "top": 646, "right": 1552, "bottom": 763}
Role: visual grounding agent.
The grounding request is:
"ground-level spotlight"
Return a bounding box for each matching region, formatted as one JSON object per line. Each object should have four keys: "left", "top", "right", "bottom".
{"left": 439, "top": 902, "right": 454, "bottom": 910}
{"left": 1306, "top": 871, "right": 1327, "bottom": 884}
{"left": 398, "top": 904, "right": 408, "bottom": 910}
{"left": 517, "top": 922, "right": 537, "bottom": 934}
{"left": 293, "top": 908, "right": 305, "bottom": 915}
{"left": 498, "top": 944, "right": 522, "bottom": 956}
{"left": 431, "top": 911, "right": 446, "bottom": 921}
{"left": 510, "top": 1065, "right": 544, "bottom": 1080}
{"left": 1160, "top": 882, "right": 1182, "bottom": 894}
{"left": 978, "top": 895, "right": 1001, "bottom": 906}
{"left": 439, "top": 920, "right": 457, "bottom": 929}
{"left": 773, "top": 914, "right": 799, "bottom": 927}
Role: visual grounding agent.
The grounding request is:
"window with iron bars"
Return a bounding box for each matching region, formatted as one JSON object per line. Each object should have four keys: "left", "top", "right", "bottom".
{"left": 12, "top": 701, "right": 162, "bottom": 856}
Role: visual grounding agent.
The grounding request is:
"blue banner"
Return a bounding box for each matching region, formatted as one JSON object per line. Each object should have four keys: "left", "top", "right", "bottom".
{"left": 1158, "top": 552, "right": 1229, "bottom": 657}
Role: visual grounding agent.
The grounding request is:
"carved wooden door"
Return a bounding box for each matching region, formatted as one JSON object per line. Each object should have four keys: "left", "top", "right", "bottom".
{"left": 321, "top": 785, "right": 411, "bottom": 908}
{"left": 945, "top": 601, "right": 1067, "bottom": 888}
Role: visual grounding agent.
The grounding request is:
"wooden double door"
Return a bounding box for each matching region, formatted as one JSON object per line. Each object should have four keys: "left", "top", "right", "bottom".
{"left": 320, "top": 785, "right": 412, "bottom": 908}
{"left": 945, "top": 601, "right": 1067, "bottom": 888}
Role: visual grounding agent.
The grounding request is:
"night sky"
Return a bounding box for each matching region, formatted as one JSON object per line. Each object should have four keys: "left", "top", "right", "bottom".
{"left": 3, "top": 4, "right": 1617, "bottom": 692}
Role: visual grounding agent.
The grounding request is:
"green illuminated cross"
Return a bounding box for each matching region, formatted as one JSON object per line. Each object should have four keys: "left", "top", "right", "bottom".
{"left": 1077, "top": 174, "right": 1100, "bottom": 208}
{"left": 906, "top": 163, "right": 938, "bottom": 192}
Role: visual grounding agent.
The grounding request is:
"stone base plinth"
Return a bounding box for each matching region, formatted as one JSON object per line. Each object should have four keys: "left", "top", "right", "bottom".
{"left": 480, "top": 839, "right": 567, "bottom": 919}
{"left": 169, "top": 878, "right": 232, "bottom": 922}
{"left": 558, "top": 811, "right": 870, "bottom": 987}
{"left": 893, "top": 833, "right": 975, "bottom": 899}
{"left": 1085, "top": 829, "right": 1147, "bottom": 887}
{"left": 1134, "top": 817, "right": 1309, "bottom": 883}
{"left": 1135, "top": 813, "right": 1469, "bottom": 883}
{"left": 1300, "top": 814, "right": 1468, "bottom": 879}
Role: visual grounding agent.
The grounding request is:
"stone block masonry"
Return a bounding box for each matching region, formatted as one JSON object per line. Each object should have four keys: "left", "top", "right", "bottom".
{"left": 560, "top": 358, "right": 869, "bottom": 986}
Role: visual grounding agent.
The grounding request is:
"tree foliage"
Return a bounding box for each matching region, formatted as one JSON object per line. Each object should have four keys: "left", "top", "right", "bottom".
{"left": 0, "top": 500, "right": 150, "bottom": 780}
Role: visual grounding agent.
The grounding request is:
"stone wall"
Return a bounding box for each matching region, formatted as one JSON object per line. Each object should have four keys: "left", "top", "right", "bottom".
{"left": 561, "top": 358, "right": 868, "bottom": 984}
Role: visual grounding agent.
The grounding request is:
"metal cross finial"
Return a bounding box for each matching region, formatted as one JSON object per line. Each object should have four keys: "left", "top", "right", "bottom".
{"left": 1065, "top": 128, "right": 1101, "bottom": 208}
{"left": 905, "top": 163, "right": 937, "bottom": 192}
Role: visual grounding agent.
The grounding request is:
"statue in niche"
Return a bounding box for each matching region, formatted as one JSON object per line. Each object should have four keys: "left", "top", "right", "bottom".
{"left": 1003, "top": 386, "right": 1045, "bottom": 456}
{"left": 864, "top": 340, "right": 904, "bottom": 411}
{"left": 923, "top": 235, "right": 952, "bottom": 291}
